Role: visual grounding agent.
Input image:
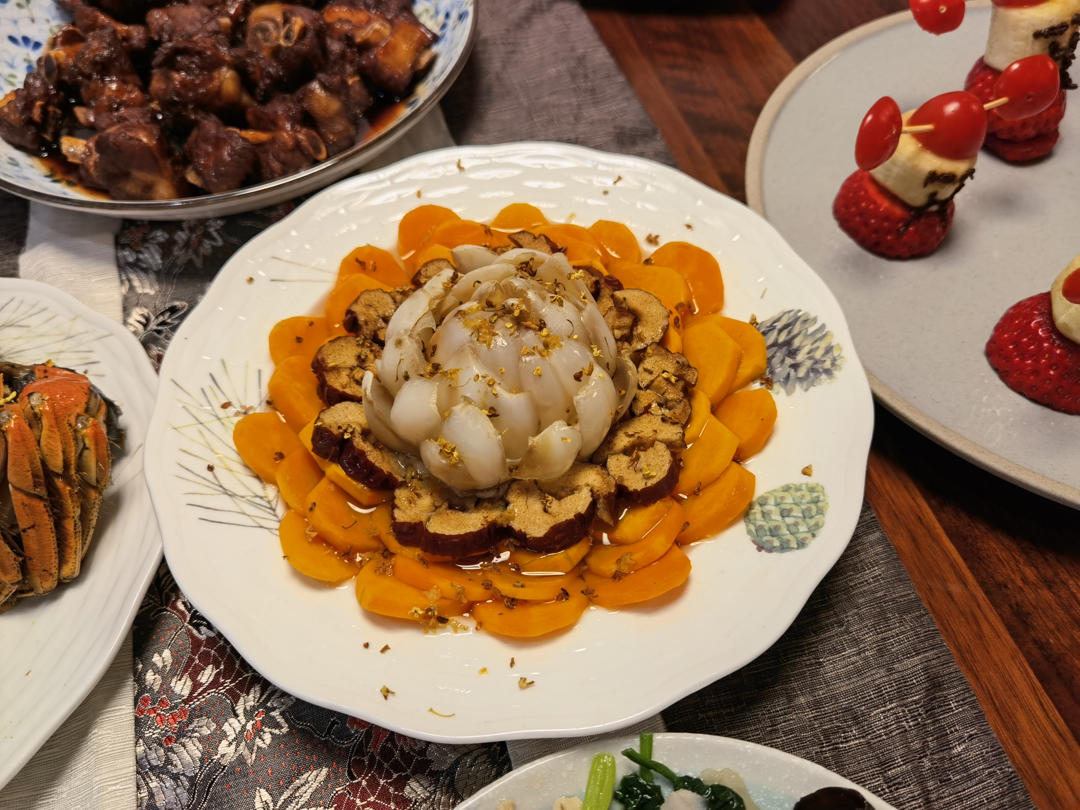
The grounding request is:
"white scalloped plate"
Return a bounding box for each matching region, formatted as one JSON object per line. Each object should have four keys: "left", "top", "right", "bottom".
{"left": 461, "top": 733, "right": 897, "bottom": 810}
{"left": 147, "top": 142, "right": 873, "bottom": 743}
{"left": 746, "top": 2, "right": 1080, "bottom": 508}
{"left": 0, "top": 279, "right": 161, "bottom": 790}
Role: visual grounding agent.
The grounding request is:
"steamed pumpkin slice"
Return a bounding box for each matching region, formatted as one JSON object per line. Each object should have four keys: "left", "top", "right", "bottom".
{"left": 647, "top": 241, "right": 725, "bottom": 315}
{"left": 582, "top": 544, "right": 691, "bottom": 609}
{"left": 585, "top": 499, "right": 685, "bottom": 578}
{"left": 233, "top": 411, "right": 304, "bottom": 484}
{"left": 715, "top": 316, "right": 768, "bottom": 391}
{"left": 535, "top": 223, "right": 605, "bottom": 268}
{"left": 714, "top": 387, "right": 777, "bottom": 461}
{"left": 608, "top": 261, "right": 691, "bottom": 314}
{"left": 305, "top": 477, "right": 386, "bottom": 554}
{"left": 602, "top": 499, "right": 672, "bottom": 545}
{"left": 679, "top": 462, "right": 756, "bottom": 544}
{"left": 275, "top": 448, "right": 324, "bottom": 513}
{"left": 681, "top": 314, "right": 742, "bottom": 405}
{"left": 268, "top": 316, "right": 331, "bottom": 366}
{"left": 391, "top": 554, "right": 489, "bottom": 602}
{"left": 508, "top": 537, "right": 591, "bottom": 573}
{"left": 355, "top": 555, "right": 467, "bottom": 621}
{"left": 337, "top": 244, "right": 409, "bottom": 287}
{"left": 675, "top": 414, "right": 739, "bottom": 497}
{"left": 491, "top": 202, "right": 548, "bottom": 232}
{"left": 405, "top": 243, "right": 456, "bottom": 276}
{"left": 588, "top": 219, "right": 642, "bottom": 264}
{"left": 397, "top": 204, "right": 461, "bottom": 260}
{"left": 267, "top": 355, "right": 324, "bottom": 431}
{"left": 428, "top": 218, "right": 511, "bottom": 251}
{"left": 279, "top": 509, "right": 359, "bottom": 585}
{"left": 472, "top": 588, "right": 589, "bottom": 638}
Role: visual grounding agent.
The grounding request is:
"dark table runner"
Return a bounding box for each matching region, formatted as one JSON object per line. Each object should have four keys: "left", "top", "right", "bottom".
{"left": 0, "top": 1, "right": 1033, "bottom": 808}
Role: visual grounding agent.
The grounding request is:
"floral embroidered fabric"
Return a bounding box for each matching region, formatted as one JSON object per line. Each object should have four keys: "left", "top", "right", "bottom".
{"left": 133, "top": 567, "right": 510, "bottom": 810}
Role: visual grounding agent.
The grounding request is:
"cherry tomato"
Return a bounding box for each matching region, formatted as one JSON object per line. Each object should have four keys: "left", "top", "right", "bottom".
{"left": 910, "top": 91, "right": 987, "bottom": 159}
{"left": 1063, "top": 268, "right": 1080, "bottom": 304}
{"left": 854, "top": 96, "right": 903, "bottom": 170}
{"left": 910, "top": 0, "right": 965, "bottom": 35}
{"left": 992, "top": 54, "right": 1061, "bottom": 120}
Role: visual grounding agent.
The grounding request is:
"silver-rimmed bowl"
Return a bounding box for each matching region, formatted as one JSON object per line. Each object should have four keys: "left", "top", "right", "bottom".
{"left": 0, "top": 0, "right": 475, "bottom": 219}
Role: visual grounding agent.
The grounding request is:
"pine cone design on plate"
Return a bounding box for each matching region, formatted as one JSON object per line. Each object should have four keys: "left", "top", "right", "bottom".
{"left": 758, "top": 309, "right": 845, "bottom": 394}
{"left": 745, "top": 482, "right": 828, "bottom": 553}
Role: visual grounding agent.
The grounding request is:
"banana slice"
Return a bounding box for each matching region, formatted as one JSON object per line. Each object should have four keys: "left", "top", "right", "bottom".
{"left": 869, "top": 112, "right": 977, "bottom": 208}
{"left": 1051, "top": 254, "right": 1080, "bottom": 343}
{"left": 985, "top": 1, "right": 1080, "bottom": 72}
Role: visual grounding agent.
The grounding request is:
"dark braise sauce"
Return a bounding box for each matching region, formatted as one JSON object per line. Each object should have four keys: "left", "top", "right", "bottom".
{"left": 32, "top": 96, "right": 409, "bottom": 202}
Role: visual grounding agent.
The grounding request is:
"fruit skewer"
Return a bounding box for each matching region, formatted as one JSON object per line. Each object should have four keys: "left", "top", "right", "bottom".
{"left": 909, "top": 0, "right": 1080, "bottom": 161}
{"left": 833, "top": 54, "right": 1059, "bottom": 259}
{"left": 967, "top": 0, "right": 1080, "bottom": 160}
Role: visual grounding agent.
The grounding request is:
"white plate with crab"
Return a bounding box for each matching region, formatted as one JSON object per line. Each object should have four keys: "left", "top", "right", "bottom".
{"left": 0, "top": 278, "right": 160, "bottom": 790}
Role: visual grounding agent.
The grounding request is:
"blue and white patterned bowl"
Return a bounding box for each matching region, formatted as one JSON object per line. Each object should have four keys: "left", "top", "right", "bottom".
{"left": 0, "top": 0, "right": 475, "bottom": 219}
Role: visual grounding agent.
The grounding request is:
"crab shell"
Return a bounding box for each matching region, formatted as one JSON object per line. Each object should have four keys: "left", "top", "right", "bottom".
{"left": 0, "top": 363, "right": 118, "bottom": 612}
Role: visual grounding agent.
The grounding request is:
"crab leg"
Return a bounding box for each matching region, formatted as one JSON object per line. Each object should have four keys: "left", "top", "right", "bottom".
{"left": 0, "top": 534, "right": 20, "bottom": 611}
{"left": 0, "top": 433, "right": 23, "bottom": 611}
{"left": 74, "top": 414, "right": 111, "bottom": 555}
{"left": 22, "top": 393, "right": 83, "bottom": 582}
{"left": 0, "top": 405, "right": 59, "bottom": 596}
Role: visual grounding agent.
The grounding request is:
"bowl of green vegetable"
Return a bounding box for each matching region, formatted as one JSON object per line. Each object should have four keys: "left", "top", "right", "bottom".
{"left": 458, "top": 733, "right": 898, "bottom": 810}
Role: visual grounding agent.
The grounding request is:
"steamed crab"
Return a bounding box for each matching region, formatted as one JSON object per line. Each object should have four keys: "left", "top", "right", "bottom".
{"left": 0, "top": 361, "right": 120, "bottom": 612}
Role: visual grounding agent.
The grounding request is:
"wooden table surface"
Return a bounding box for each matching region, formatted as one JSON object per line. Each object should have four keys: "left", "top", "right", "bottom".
{"left": 582, "top": 2, "right": 1079, "bottom": 808}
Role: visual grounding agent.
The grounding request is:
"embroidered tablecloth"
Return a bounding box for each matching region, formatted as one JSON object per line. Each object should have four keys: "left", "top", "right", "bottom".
{"left": 0, "top": 2, "right": 1034, "bottom": 809}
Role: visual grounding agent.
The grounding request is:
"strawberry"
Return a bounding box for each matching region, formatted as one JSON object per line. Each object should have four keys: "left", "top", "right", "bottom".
{"left": 986, "top": 292, "right": 1080, "bottom": 414}
{"left": 984, "top": 129, "right": 1060, "bottom": 161}
{"left": 965, "top": 58, "right": 1067, "bottom": 160}
{"left": 832, "top": 169, "right": 954, "bottom": 259}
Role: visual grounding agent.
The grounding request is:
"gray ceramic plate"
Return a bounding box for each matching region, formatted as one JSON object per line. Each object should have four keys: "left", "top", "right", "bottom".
{"left": 747, "top": 2, "right": 1080, "bottom": 508}
{"left": 0, "top": 0, "right": 475, "bottom": 219}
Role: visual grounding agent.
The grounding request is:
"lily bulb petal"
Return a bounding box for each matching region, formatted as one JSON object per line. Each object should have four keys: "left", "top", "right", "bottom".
{"left": 389, "top": 377, "right": 442, "bottom": 447}
{"left": 512, "top": 420, "right": 582, "bottom": 481}
{"left": 440, "top": 401, "right": 508, "bottom": 489}
{"left": 372, "top": 245, "right": 621, "bottom": 492}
